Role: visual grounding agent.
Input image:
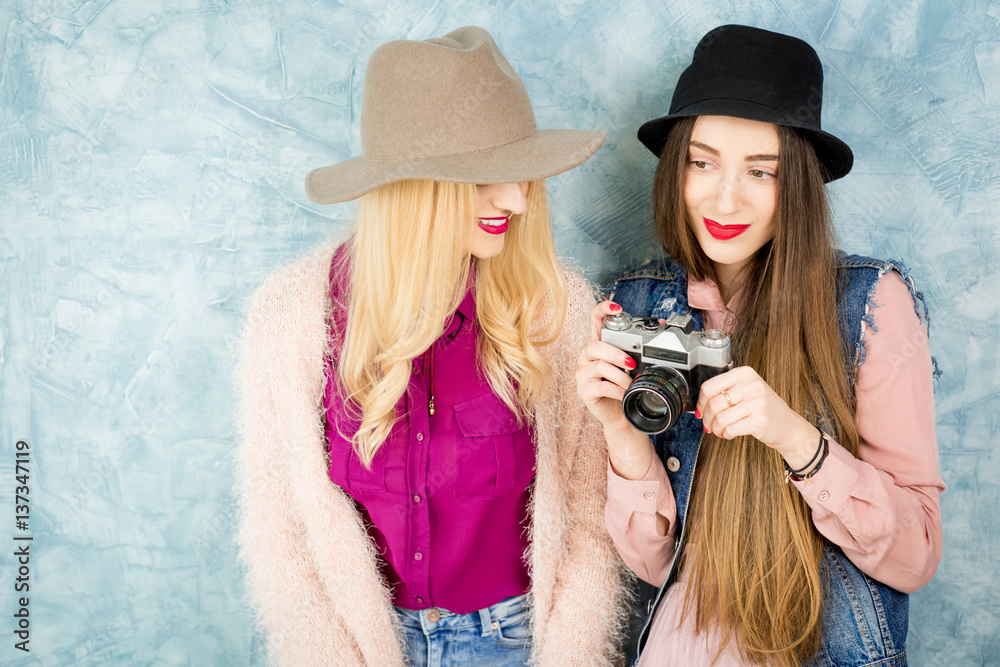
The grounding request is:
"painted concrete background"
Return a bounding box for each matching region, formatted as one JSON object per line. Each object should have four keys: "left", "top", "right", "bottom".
{"left": 1, "top": 0, "right": 997, "bottom": 664}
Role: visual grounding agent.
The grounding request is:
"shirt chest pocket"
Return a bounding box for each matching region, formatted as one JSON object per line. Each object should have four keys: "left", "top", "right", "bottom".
{"left": 327, "top": 424, "right": 388, "bottom": 494}
{"left": 452, "top": 393, "right": 535, "bottom": 499}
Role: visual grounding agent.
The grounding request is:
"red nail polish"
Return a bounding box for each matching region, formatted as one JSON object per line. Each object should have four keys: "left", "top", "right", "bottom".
{"left": 624, "top": 357, "right": 636, "bottom": 369}
{"left": 704, "top": 425, "right": 710, "bottom": 433}
{"left": 695, "top": 409, "right": 701, "bottom": 419}
{"left": 609, "top": 303, "right": 621, "bottom": 312}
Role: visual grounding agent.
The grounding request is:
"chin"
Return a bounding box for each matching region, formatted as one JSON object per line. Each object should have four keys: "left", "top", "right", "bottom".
{"left": 702, "top": 245, "right": 741, "bottom": 264}
{"left": 469, "top": 239, "right": 506, "bottom": 260}
{"left": 471, "top": 249, "right": 504, "bottom": 260}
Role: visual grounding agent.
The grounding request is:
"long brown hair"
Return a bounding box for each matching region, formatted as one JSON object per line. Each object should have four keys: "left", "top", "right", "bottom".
{"left": 653, "top": 117, "right": 860, "bottom": 666}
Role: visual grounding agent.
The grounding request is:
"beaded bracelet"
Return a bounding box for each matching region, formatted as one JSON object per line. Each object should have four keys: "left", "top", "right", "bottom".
{"left": 783, "top": 430, "right": 829, "bottom": 484}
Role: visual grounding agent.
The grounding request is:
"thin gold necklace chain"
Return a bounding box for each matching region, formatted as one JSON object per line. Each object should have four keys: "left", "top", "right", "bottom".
{"left": 425, "top": 344, "right": 435, "bottom": 416}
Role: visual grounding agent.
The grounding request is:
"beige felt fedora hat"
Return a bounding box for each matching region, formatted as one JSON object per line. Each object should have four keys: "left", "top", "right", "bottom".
{"left": 305, "top": 26, "right": 606, "bottom": 204}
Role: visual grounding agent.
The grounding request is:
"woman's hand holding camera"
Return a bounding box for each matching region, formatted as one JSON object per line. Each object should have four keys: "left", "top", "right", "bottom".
{"left": 577, "top": 301, "right": 819, "bottom": 476}
{"left": 697, "top": 367, "right": 821, "bottom": 471}
{"left": 576, "top": 301, "right": 656, "bottom": 480}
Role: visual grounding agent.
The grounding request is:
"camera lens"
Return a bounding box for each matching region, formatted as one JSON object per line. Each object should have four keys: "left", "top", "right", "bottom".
{"left": 637, "top": 391, "right": 668, "bottom": 418}
{"left": 622, "top": 366, "right": 688, "bottom": 434}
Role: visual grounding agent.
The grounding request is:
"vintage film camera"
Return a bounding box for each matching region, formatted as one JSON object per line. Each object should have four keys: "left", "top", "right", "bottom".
{"left": 601, "top": 311, "right": 733, "bottom": 433}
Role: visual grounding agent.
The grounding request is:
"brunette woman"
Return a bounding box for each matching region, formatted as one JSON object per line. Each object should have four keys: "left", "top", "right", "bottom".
{"left": 577, "top": 25, "right": 943, "bottom": 666}
{"left": 236, "top": 27, "right": 625, "bottom": 666}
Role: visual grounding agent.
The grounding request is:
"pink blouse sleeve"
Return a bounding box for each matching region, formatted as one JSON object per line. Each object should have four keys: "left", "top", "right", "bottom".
{"left": 604, "top": 454, "right": 678, "bottom": 587}
{"left": 793, "top": 272, "right": 945, "bottom": 593}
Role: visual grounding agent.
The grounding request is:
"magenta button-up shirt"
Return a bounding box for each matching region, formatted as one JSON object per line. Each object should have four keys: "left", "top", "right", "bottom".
{"left": 323, "top": 250, "right": 535, "bottom": 614}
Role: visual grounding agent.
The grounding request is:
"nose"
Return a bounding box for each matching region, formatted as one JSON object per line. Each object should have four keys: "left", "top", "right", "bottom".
{"left": 714, "top": 172, "right": 743, "bottom": 216}
{"left": 488, "top": 182, "right": 529, "bottom": 216}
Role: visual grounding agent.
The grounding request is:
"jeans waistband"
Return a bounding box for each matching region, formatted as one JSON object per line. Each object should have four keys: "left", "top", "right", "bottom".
{"left": 394, "top": 594, "right": 529, "bottom": 636}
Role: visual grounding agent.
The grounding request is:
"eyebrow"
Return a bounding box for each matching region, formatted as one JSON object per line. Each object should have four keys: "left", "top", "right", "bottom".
{"left": 689, "top": 141, "right": 779, "bottom": 162}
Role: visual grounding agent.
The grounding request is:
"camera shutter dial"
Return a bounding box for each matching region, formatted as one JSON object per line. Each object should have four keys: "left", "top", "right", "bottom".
{"left": 700, "top": 329, "right": 730, "bottom": 349}
{"left": 603, "top": 312, "right": 633, "bottom": 331}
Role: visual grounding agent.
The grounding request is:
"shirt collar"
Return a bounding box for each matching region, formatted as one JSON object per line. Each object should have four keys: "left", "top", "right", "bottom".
{"left": 687, "top": 275, "right": 728, "bottom": 313}
{"left": 455, "top": 283, "right": 476, "bottom": 321}
{"left": 441, "top": 264, "right": 476, "bottom": 336}
{"left": 687, "top": 275, "right": 745, "bottom": 334}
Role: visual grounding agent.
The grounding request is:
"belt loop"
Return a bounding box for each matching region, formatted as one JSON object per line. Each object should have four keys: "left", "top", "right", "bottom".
{"left": 479, "top": 607, "right": 493, "bottom": 637}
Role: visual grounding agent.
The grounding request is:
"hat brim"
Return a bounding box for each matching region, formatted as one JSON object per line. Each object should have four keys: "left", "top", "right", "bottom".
{"left": 637, "top": 99, "right": 853, "bottom": 182}
{"left": 305, "top": 129, "right": 606, "bottom": 204}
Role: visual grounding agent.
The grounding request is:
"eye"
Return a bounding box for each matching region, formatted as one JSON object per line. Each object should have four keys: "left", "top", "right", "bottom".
{"left": 690, "top": 160, "right": 711, "bottom": 170}
{"left": 749, "top": 169, "right": 775, "bottom": 180}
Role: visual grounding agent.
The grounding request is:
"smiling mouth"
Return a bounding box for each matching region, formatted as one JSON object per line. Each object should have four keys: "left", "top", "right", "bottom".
{"left": 703, "top": 218, "right": 750, "bottom": 240}
{"left": 478, "top": 216, "right": 510, "bottom": 235}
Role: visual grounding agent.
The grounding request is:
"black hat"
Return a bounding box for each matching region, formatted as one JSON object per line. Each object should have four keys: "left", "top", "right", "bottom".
{"left": 637, "top": 25, "right": 853, "bottom": 182}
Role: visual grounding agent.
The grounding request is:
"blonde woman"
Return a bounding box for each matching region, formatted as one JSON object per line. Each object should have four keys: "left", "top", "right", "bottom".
{"left": 577, "top": 25, "right": 943, "bottom": 666}
{"left": 235, "top": 27, "right": 626, "bottom": 666}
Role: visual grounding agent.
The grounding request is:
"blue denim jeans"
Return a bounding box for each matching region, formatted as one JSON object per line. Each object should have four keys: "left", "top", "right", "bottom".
{"left": 395, "top": 594, "right": 532, "bottom": 666}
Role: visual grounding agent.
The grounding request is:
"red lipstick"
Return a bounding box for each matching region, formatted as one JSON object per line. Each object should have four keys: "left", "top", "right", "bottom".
{"left": 703, "top": 217, "right": 750, "bottom": 240}
{"left": 478, "top": 216, "right": 509, "bottom": 235}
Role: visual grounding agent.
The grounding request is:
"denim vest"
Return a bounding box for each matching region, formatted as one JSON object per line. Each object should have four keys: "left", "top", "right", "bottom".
{"left": 608, "top": 253, "right": 931, "bottom": 667}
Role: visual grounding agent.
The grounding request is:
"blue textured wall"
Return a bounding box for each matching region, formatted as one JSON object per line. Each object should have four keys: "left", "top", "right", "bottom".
{"left": 1, "top": 1, "right": 997, "bottom": 664}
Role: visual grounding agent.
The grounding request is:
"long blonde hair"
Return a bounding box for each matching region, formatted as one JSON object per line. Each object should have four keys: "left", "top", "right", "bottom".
{"left": 336, "top": 179, "right": 566, "bottom": 466}
{"left": 653, "top": 118, "right": 860, "bottom": 666}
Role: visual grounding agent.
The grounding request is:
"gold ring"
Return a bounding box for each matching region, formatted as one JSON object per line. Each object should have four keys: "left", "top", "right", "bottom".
{"left": 722, "top": 389, "right": 735, "bottom": 408}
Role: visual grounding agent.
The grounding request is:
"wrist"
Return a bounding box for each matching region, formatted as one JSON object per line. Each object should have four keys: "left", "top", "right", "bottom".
{"left": 605, "top": 423, "right": 654, "bottom": 481}
{"left": 776, "top": 420, "right": 821, "bottom": 470}
{"left": 782, "top": 429, "right": 829, "bottom": 482}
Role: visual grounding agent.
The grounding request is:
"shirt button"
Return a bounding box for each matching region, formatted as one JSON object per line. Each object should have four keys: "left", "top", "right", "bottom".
{"left": 416, "top": 596, "right": 424, "bottom": 604}
{"left": 666, "top": 456, "right": 681, "bottom": 472}
{"left": 643, "top": 492, "right": 655, "bottom": 500}
{"left": 426, "top": 608, "right": 441, "bottom": 623}
{"left": 414, "top": 551, "right": 423, "bottom": 561}
{"left": 416, "top": 432, "right": 424, "bottom": 442}
{"left": 818, "top": 490, "right": 830, "bottom": 502}
{"left": 413, "top": 494, "right": 422, "bottom": 503}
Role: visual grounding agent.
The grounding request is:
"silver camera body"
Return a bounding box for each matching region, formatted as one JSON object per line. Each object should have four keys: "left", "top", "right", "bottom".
{"left": 601, "top": 311, "right": 733, "bottom": 433}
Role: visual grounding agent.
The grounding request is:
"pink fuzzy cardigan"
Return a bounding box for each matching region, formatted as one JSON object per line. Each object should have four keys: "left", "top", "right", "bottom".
{"left": 234, "top": 243, "right": 628, "bottom": 665}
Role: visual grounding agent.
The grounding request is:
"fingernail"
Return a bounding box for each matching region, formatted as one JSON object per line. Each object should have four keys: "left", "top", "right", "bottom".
{"left": 609, "top": 303, "right": 621, "bottom": 312}
{"left": 703, "top": 425, "right": 710, "bottom": 433}
{"left": 694, "top": 409, "right": 701, "bottom": 419}
{"left": 624, "top": 357, "right": 636, "bottom": 369}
